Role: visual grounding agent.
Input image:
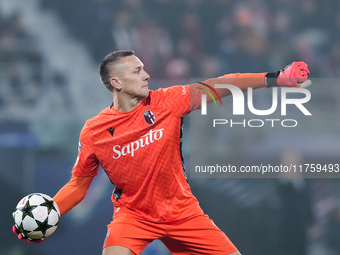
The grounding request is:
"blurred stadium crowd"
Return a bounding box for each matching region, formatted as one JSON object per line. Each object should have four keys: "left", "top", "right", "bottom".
{"left": 1, "top": 0, "right": 340, "bottom": 255}
{"left": 0, "top": 11, "right": 43, "bottom": 112}
{"left": 2, "top": 0, "right": 340, "bottom": 113}
{"left": 42, "top": 0, "right": 340, "bottom": 79}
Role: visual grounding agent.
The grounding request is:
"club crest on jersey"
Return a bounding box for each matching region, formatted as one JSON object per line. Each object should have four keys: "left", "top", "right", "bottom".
{"left": 144, "top": 110, "right": 155, "bottom": 125}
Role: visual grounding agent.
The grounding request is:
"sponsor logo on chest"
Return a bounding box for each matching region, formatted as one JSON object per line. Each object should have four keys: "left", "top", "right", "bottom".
{"left": 112, "top": 128, "right": 164, "bottom": 159}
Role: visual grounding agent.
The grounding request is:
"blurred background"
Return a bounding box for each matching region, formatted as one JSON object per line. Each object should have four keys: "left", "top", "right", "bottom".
{"left": 1, "top": 0, "right": 340, "bottom": 254}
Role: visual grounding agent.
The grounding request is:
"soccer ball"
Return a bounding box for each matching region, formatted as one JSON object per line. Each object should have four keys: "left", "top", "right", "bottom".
{"left": 13, "top": 193, "right": 60, "bottom": 241}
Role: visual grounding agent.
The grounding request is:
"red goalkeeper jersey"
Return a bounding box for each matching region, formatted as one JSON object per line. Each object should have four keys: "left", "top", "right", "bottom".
{"left": 69, "top": 73, "right": 265, "bottom": 222}
{"left": 72, "top": 85, "right": 202, "bottom": 222}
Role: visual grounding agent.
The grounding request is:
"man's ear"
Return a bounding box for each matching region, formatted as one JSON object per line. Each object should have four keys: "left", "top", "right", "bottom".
{"left": 110, "top": 77, "right": 122, "bottom": 90}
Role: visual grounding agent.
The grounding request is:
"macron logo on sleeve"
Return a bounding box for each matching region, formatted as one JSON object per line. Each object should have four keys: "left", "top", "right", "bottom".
{"left": 182, "top": 86, "right": 187, "bottom": 95}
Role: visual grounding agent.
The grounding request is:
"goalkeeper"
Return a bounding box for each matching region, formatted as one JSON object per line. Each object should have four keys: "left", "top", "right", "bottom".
{"left": 13, "top": 50, "right": 310, "bottom": 255}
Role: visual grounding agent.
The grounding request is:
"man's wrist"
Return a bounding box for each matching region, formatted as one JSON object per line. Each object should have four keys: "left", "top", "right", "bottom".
{"left": 265, "top": 71, "right": 280, "bottom": 87}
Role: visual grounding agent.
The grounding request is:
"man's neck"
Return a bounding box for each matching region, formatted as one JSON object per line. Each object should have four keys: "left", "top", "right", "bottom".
{"left": 112, "top": 94, "right": 143, "bottom": 113}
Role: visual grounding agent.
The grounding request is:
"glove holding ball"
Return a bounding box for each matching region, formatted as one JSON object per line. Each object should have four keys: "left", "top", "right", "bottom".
{"left": 12, "top": 225, "right": 43, "bottom": 243}
{"left": 12, "top": 193, "right": 60, "bottom": 243}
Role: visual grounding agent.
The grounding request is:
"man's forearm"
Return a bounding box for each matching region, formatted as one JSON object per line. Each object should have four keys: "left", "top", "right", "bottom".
{"left": 53, "top": 175, "right": 94, "bottom": 216}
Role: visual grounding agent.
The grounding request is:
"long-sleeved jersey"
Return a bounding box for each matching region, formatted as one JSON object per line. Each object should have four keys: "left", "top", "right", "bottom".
{"left": 73, "top": 85, "right": 201, "bottom": 221}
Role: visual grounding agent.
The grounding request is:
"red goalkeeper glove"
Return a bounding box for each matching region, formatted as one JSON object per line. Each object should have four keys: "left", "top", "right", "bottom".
{"left": 12, "top": 225, "right": 43, "bottom": 243}
{"left": 265, "top": 61, "right": 310, "bottom": 88}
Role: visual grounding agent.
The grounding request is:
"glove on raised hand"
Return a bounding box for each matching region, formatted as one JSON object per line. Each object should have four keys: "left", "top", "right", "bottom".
{"left": 265, "top": 61, "right": 310, "bottom": 88}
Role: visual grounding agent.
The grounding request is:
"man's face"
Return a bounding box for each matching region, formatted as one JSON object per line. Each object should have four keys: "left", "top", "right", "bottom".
{"left": 114, "top": 55, "right": 150, "bottom": 99}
